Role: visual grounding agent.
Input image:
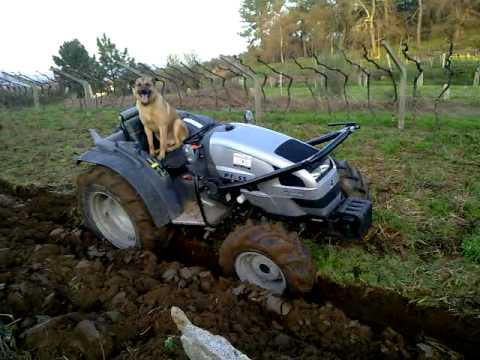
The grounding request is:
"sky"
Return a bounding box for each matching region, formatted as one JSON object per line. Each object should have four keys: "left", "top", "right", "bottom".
{"left": 0, "top": 0, "right": 248, "bottom": 74}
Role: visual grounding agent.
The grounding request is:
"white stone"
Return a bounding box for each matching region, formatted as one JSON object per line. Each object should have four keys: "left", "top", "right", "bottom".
{"left": 171, "top": 306, "right": 250, "bottom": 360}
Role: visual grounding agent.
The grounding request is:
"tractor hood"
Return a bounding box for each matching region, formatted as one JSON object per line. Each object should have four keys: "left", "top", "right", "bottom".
{"left": 208, "top": 123, "right": 319, "bottom": 173}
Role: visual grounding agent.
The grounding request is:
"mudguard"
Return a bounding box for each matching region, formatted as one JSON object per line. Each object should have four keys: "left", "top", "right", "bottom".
{"left": 77, "top": 131, "right": 183, "bottom": 228}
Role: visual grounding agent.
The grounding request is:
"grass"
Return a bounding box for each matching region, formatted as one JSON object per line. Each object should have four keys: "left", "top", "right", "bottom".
{"left": 1, "top": 104, "right": 480, "bottom": 314}
{"left": 262, "top": 84, "right": 480, "bottom": 105}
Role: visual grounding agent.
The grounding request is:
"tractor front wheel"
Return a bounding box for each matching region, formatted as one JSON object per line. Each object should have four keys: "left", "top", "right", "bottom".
{"left": 219, "top": 223, "right": 315, "bottom": 295}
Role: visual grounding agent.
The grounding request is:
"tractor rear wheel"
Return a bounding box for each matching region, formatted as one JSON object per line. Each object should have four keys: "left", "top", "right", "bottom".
{"left": 219, "top": 223, "right": 315, "bottom": 295}
{"left": 335, "top": 160, "right": 370, "bottom": 199}
{"left": 77, "top": 165, "right": 170, "bottom": 251}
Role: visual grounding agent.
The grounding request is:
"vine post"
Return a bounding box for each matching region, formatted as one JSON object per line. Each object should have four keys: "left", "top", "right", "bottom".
{"left": 51, "top": 67, "right": 95, "bottom": 108}
{"left": 382, "top": 41, "right": 407, "bottom": 130}
{"left": 220, "top": 56, "right": 263, "bottom": 120}
{"left": 473, "top": 67, "right": 480, "bottom": 87}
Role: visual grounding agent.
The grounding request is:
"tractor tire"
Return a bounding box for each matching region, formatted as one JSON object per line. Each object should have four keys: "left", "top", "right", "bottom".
{"left": 77, "top": 165, "right": 170, "bottom": 251}
{"left": 219, "top": 223, "right": 315, "bottom": 294}
{"left": 335, "top": 160, "right": 370, "bottom": 200}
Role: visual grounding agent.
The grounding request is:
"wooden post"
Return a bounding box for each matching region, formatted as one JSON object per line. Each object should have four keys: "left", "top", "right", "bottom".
{"left": 381, "top": 41, "right": 407, "bottom": 130}
{"left": 32, "top": 86, "right": 40, "bottom": 109}
{"left": 220, "top": 56, "right": 263, "bottom": 120}
{"left": 417, "top": 72, "right": 424, "bottom": 88}
{"left": 442, "top": 84, "right": 450, "bottom": 100}
{"left": 473, "top": 67, "right": 480, "bottom": 87}
{"left": 51, "top": 68, "right": 94, "bottom": 106}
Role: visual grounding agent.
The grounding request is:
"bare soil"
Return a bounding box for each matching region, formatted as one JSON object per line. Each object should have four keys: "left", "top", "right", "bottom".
{"left": 0, "top": 182, "right": 471, "bottom": 359}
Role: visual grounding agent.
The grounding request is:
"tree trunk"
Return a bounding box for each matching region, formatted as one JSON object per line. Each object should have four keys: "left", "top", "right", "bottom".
{"left": 280, "top": 24, "right": 284, "bottom": 64}
{"left": 302, "top": 34, "right": 307, "bottom": 57}
{"left": 417, "top": 0, "right": 423, "bottom": 47}
{"left": 369, "top": 0, "right": 377, "bottom": 58}
{"left": 384, "top": 0, "right": 390, "bottom": 42}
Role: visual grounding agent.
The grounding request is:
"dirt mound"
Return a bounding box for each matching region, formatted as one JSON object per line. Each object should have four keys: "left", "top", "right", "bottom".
{"left": 0, "top": 188, "right": 464, "bottom": 359}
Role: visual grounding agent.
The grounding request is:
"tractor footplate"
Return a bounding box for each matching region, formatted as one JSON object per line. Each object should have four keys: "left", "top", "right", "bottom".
{"left": 335, "top": 198, "right": 372, "bottom": 239}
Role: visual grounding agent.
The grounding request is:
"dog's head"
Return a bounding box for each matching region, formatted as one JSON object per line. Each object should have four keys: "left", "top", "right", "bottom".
{"left": 133, "top": 77, "right": 157, "bottom": 105}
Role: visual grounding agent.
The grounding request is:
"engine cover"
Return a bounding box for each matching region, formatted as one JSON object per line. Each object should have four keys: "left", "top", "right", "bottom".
{"left": 206, "top": 123, "right": 342, "bottom": 218}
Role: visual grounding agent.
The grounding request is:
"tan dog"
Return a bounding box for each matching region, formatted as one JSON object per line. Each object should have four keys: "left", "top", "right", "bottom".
{"left": 133, "top": 77, "right": 188, "bottom": 159}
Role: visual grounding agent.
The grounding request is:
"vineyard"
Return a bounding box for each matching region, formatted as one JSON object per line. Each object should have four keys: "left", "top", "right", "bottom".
{"left": 1, "top": 42, "right": 479, "bottom": 126}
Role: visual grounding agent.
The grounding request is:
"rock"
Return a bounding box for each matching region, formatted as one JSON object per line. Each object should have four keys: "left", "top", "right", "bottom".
{"left": 105, "top": 311, "right": 121, "bottom": 323}
{"left": 142, "top": 251, "right": 157, "bottom": 275}
{"left": 75, "top": 259, "right": 103, "bottom": 274}
{"left": 0, "top": 271, "right": 12, "bottom": 283}
{"left": 21, "top": 315, "right": 71, "bottom": 349}
{"left": 74, "top": 320, "right": 113, "bottom": 360}
{"left": 41, "top": 292, "right": 58, "bottom": 311}
{"left": 143, "top": 286, "right": 171, "bottom": 306}
{"left": 111, "top": 291, "right": 128, "bottom": 309}
{"left": 7, "top": 291, "right": 29, "bottom": 313}
{"left": 232, "top": 284, "right": 246, "bottom": 296}
{"left": 273, "top": 333, "right": 292, "bottom": 350}
{"left": 190, "top": 266, "right": 204, "bottom": 277}
{"left": 87, "top": 245, "right": 106, "bottom": 258}
{"left": 180, "top": 267, "right": 194, "bottom": 280}
{"left": 135, "top": 276, "right": 160, "bottom": 293}
{"left": 49, "top": 227, "right": 65, "bottom": 241}
{"left": 417, "top": 343, "right": 434, "bottom": 359}
{"left": 199, "top": 271, "right": 214, "bottom": 293}
{"left": 75, "top": 259, "right": 92, "bottom": 272}
{"left": 32, "top": 244, "right": 60, "bottom": 261}
{"left": 171, "top": 306, "right": 251, "bottom": 360}
{"left": 162, "top": 268, "right": 178, "bottom": 282}
{"left": 0, "top": 194, "right": 15, "bottom": 207}
{"left": 75, "top": 320, "right": 100, "bottom": 340}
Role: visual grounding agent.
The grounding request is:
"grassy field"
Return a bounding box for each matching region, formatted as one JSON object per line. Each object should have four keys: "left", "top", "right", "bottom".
{"left": 1, "top": 105, "right": 479, "bottom": 314}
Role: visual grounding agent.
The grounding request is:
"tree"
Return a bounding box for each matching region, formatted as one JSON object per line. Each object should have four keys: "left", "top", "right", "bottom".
{"left": 166, "top": 54, "right": 181, "bottom": 67}
{"left": 53, "top": 39, "right": 97, "bottom": 74}
{"left": 96, "top": 33, "right": 135, "bottom": 88}
{"left": 240, "top": 0, "right": 285, "bottom": 48}
{"left": 417, "top": 0, "right": 423, "bottom": 46}
{"left": 52, "top": 39, "right": 99, "bottom": 96}
{"left": 239, "top": 0, "right": 480, "bottom": 61}
{"left": 182, "top": 52, "right": 200, "bottom": 67}
{"left": 355, "top": 1, "right": 378, "bottom": 58}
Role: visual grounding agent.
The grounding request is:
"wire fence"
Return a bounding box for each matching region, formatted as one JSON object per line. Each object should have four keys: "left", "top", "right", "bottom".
{"left": 1, "top": 44, "right": 479, "bottom": 123}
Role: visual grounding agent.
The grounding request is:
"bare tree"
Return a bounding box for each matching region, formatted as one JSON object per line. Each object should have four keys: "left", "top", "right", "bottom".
{"left": 417, "top": 0, "right": 423, "bottom": 47}
{"left": 356, "top": 1, "right": 378, "bottom": 58}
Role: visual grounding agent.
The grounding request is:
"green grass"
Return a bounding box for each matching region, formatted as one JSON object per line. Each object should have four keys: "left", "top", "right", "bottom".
{"left": 261, "top": 84, "right": 480, "bottom": 104}
{"left": 463, "top": 230, "right": 480, "bottom": 264}
{"left": 1, "top": 105, "right": 480, "bottom": 314}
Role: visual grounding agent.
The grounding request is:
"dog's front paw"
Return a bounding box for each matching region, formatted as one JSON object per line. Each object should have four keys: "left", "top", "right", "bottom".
{"left": 154, "top": 150, "right": 166, "bottom": 160}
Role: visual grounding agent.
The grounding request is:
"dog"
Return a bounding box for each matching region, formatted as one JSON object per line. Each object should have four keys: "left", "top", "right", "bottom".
{"left": 133, "top": 77, "right": 188, "bottom": 159}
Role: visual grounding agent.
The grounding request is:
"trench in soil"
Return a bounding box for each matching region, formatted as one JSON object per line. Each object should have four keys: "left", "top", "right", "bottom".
{"left": 1, "top": 180, "right": 478, "bottom": 359}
